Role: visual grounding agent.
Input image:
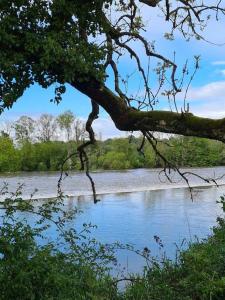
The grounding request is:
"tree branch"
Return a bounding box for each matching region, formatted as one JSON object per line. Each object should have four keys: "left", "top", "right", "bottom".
{"left": 72, "top": 78, "right": 225, "bottom": 143}
{"left": 139, "top": 0, "right": 160, "bottom": 7}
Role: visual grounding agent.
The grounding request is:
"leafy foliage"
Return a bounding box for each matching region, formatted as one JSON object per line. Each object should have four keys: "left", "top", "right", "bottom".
{"left": 0, "top": 135, "right": 21, "bottom": 172}
{"left": 123, "top": 198, "right": 225, "bottom": 300}
{"left": 1, "top": 185, "right": 225, "bottom": 299}
{"left": 0, "top": 134, "right": 224, "bottom": 172}
{"left": 56, "top": 110, "right": 75, "bottom": 141}
{"left": 0, "top": 184, "right": 118, "bottom": 299}
{"left": 1, "top": 1, "right": 225, "bottom": 145}
{"left": 14, "top": 116, "right": 35, "bottom": 144}
{"left": 0, "top": 0, "right": 108, "bottom": 109}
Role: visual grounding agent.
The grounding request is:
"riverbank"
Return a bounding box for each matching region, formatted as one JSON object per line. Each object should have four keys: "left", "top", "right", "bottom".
{"left": 123, "top": 197, "right": 225, "bottom": 299}
{"left": 1, "top": 191, "right": 225, "bottom": 299}
{"left": 1, "top": 167, "right": 225, "bottom": 299}
{"left": 1, "top": 168, "right": 225, "bottom": 276}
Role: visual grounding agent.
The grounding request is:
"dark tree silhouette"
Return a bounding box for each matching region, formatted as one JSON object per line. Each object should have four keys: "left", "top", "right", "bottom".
{"left": 1, "top": 1, "right": 225, "bottom": 201}
{"left": 1, "top": 1, "right": 225, "bottom": 141}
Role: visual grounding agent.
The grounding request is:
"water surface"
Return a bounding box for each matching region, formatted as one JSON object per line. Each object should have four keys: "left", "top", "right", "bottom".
{"left": 1, "top": 167, "right": 225, "bottom": 274}
{"left": 1, "top": 167, "right": 225, "bottom": 199}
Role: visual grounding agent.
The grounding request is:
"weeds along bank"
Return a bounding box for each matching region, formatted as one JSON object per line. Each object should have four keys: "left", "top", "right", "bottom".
{"left": 1, "top": 185, "right": 225, "bottom": 299}
{"left": 123, "top": 197, "right": 225, "bottom": 300}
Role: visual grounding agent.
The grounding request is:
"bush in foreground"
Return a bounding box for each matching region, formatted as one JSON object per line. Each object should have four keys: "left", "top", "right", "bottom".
{"left": 123, "top": 197, "right": 225, "bottom": 300}
{"left": 0, "top": 185, "right": 117, "bottom": 300}
{"left": 1, "top": 185, "right": 225, "bottom": 299}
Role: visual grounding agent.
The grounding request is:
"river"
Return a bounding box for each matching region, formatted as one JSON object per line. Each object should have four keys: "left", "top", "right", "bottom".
{"left": 1, "top": 167, "right": 225, "bottom": 274}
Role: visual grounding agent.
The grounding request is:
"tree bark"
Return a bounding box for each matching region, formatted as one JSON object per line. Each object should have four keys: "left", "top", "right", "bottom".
{"left": 139, "top": 0, "right": 160, "bottom": 7}
{"left": 72, "top": 79, "right": 225, "bottom": 143}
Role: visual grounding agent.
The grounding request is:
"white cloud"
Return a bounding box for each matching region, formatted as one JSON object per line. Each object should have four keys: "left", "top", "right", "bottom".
{"left": 184, "top": 81, "right": 225, "bottom": 119}
{"left": 212, "top": 61, "right": 225, "bottom": 66}
{"left": 187, "top": 81, "right": 225, "bottom": 100}
{"left": 93, "top": 118, "right": 127, "bottom": 140}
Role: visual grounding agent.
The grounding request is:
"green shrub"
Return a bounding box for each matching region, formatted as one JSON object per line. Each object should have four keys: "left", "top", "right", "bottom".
{"left": 2, "top": 184, "right": 225, "bottom": 300}
{"left": 123, "top": 197, "right": 225, "bottom": 300}
{"left": 0, "top": 136, "right": 21, "bottom": 172}
{"left": 0, "top": 185, "right": 118, "bottom": 300}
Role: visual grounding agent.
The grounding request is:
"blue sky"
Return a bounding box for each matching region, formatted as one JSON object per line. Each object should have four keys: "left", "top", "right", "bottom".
{"left": 1, "top": 4, "right": 225, "bottom": 138}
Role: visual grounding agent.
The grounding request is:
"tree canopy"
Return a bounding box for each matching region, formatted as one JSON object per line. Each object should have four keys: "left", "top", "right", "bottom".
{"left": 1, "top": 0, "right": 225, "bottom": 142}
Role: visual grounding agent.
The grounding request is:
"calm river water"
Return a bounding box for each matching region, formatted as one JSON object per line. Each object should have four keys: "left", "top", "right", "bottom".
{"left": 1, "top": 167, "right": 225, "bottom": 274}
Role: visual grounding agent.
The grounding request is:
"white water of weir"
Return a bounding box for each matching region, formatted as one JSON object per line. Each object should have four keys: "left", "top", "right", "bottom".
{"left": 1, "top": 167, "right": 225, "bottom": 200}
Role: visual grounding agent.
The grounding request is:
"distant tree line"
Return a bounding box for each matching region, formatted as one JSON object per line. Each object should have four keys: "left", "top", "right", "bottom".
{"left": 0, "top": 111, "right": 225, "bottom": 173}
{"left": 1, "top": 110, "right": 87, "bottom": 144}
{"left": 90, "top": 136, "right": 225, "bottom": 170}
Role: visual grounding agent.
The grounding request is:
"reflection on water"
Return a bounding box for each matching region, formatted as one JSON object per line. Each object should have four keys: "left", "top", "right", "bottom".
{"left": 1, "top": 168, "right": 225, "bottom": 274}
{"left": 23, "top": 185, "right": 225, "bottom": 274}
{"left": 75, "top": 186, "right": 224, "bottom": 273}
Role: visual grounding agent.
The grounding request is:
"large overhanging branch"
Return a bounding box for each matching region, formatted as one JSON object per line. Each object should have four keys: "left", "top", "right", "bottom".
{"left": 72, "top": 78, "right": 225, "bottom": 143}
{"left": 139, "top": 0, "right": 160, "bottom": 6}
{"left": 1, "top": 0, "right": 225, "bottom": 144}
